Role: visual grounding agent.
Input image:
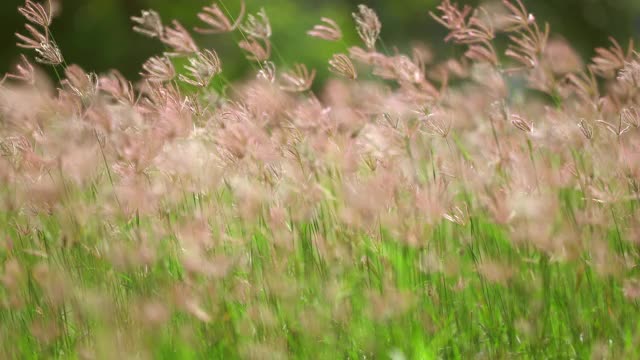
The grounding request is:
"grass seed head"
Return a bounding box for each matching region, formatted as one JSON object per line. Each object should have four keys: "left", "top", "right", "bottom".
{"left": 179, "top": 49, "right": 222, "bottom": 87}
{"left": 329, "top": 53, "right": 357, "bottom": 80}
{"left": 2, "top": 55, "right": 36, "bottom": 85}
{"left": 240, "top": 8, "right": 272, "bottom": 40}
{"left": 162, "top": 20, "right": 199, "bottom": 55}
{"left": 308, "top": 17, "right": 343, "bottom": 41}
{"left": 239, "top": 37, "right": 271, "bottom": 62}
{"left": 141, "top": 55, "right": 176, "bottom": 83}
{"left": 280, "top": 63, "right": 316, "bottom": 92}
{"left": 18, "top": 0, "right": 53, "bottom": 27}
{"left": 353, "top": 4, "right": 381, "bottom": 50}
{"left": 194, "top": 1, "right": 245, "bottom": 34}
{"left": 131, "top": 9, "right": 164, "bottom": 38}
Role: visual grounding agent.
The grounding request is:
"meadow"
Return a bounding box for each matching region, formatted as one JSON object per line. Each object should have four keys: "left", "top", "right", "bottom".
{"left": 1, "top": 0, "right": 640, "bottom": 358}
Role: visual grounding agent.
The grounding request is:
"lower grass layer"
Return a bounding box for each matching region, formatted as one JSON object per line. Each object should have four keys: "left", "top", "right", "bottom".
{"left": 1, "top": 184, "right": 639, "bottom": 359}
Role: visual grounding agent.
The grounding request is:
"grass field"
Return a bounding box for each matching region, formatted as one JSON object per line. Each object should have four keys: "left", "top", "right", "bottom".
{"left": 2, "top": 0, "right": 640, "bottom": 358}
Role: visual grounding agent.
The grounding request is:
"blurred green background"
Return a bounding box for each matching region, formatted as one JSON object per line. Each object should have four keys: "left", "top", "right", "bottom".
{"left": 1, "top": 0, "right": 640, "bottom": 82}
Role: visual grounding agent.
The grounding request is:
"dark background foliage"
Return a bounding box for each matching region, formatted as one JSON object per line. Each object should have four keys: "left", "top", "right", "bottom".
{"left": 1, "top": 0, "right": 639, "bottom": 81}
